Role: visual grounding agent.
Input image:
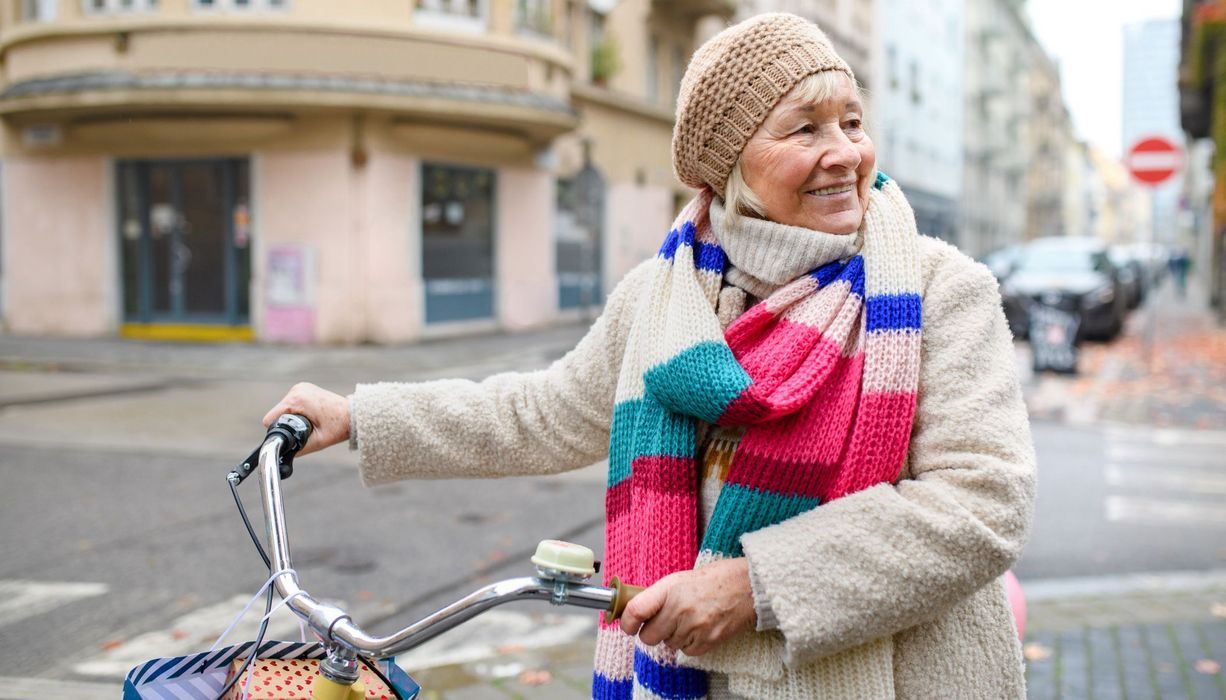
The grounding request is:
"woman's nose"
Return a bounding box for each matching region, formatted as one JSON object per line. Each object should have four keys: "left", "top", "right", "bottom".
{"left": 819, "top": 132, "right": 861, "bottom": 171}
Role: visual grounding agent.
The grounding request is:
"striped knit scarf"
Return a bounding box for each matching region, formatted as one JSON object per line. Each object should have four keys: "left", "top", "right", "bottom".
{"left": 592, "top": 172, "right": 923, "bottom": 699}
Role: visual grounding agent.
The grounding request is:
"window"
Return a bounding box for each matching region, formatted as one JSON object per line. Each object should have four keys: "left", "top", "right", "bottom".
{"left": 190, "top": 0, "right": 286, "bottom": 9}
{"left": 22, "top": 0, "right": 57, "bottom": 21}
{"left": 514, "top": 0, "right": 551, "bottom": 37}
{"left": 414, "top": 0, "right": 486, "bottom": 33}
{"left": 421, "top": 164, "right": 496, "bottom": 323}
{"left": 83, "top": 0, "right": 158, "bottom": 14}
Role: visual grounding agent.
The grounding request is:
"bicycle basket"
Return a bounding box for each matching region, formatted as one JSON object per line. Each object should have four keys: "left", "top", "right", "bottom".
{"left": 122, "top": 640, "right": 420, "bottom": 699}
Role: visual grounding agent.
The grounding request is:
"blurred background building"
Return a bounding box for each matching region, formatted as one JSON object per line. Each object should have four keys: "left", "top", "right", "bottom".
{"left": 0, "top": 0, "right": 732, "bottom": 343}
{"left": 0, "top": 0, "right": 1204, "bottom": 343}
{"left": 1180, "top": 0, "right": 1226, "bottom": 321}
{"left": 875, "top": 0, "right": 963, "bottom": 245}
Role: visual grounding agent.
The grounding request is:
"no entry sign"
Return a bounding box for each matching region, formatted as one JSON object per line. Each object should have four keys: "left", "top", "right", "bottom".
{"left": 1125, "top": 136, "right": 1183, "bottom": 187}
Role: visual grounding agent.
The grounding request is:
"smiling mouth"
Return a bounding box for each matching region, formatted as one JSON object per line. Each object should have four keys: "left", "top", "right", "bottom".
{"left": 806, "top": 183, "right": 856, "bottom": 196}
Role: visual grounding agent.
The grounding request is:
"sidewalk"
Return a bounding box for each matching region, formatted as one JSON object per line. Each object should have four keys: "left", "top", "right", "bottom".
{"left": 1021, "top": 280, "right": 1226, "bottom": 431}
{"left": 394, "top": 569, "right": 1226, "bottom": 699}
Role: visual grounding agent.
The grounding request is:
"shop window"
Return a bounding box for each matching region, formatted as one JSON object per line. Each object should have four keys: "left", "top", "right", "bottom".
{"left": 414, "top": 0, "right": 486, "bottom": 33}
{"left": 555, "top": 160, "right": 604, "bottom": 311}
{"left": 514, "top": 0, "right": 551, "bottom": 37}
{"left": 421, "top": 164, "right": 496, "bottom": 323}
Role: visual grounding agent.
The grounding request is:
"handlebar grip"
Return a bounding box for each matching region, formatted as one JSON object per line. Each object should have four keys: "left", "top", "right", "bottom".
{"left": 268, "top": 414, "right": 313, "bottom": 453}
{"left": 607, "top": 576, "right": 645, "bottom": 622}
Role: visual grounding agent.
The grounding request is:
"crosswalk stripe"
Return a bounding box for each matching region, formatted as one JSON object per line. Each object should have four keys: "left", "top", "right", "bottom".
{"left": 1105, "top": 464, "right": 1226, "bottom": 495}
{"left": 1105, "top": 424, "right": 1226, "bottom": 448}
{"left": 1104, "top": 495, "right": 1226, "bottom": 525}
{"left": 0, "top": 676, "right": 115, "bottom": 700}
{"left": 0, "top": 580, "right": 107, "bottom": 628}
{"left": 1106, "top": 442, "right": 1222, "bottom": 465}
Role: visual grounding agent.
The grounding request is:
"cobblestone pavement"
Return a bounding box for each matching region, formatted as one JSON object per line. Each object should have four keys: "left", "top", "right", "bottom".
{"left": 394, "top": 572, "right": 1226, "bottom": 699}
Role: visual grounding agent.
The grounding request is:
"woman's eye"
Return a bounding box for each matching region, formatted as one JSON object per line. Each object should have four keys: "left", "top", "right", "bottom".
{"left": 793, "top": 124, "right": 815, "bottom": 135}
{"left": 844, "top": 119, "right": 863, "bottom": 131}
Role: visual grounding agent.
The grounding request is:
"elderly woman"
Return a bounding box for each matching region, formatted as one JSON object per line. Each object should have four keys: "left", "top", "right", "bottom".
{"left": 265, "top": 12, "right": 1035, "bottom": 699}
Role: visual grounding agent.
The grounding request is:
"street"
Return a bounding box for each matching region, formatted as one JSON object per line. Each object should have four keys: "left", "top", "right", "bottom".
{"left": 1, "top": 283, "right": 1224, "bottom": 699}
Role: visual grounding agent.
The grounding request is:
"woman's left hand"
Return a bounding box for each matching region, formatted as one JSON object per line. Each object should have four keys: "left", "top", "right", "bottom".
{"left": 618, "top": 558, "right": 757, "bottom": 657}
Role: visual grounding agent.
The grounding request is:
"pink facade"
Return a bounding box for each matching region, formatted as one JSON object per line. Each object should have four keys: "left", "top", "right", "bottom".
{"left": 3, "top": 156, "right": 114, "bottom": 336}
{"left": 497, "top": 167, "right": 557, "bottom": 330}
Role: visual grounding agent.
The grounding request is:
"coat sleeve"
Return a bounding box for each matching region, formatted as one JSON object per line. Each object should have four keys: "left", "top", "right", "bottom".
{"left": 349, "top": 262, "right": 649, "bottom": 486}
{"left": 740, "top": 253, "right": 1036, "bottom": 666}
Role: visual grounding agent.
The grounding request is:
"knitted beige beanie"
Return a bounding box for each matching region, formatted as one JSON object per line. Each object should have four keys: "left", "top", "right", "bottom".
{"left": 672, "top": 12, "right": 855, "bottom": 197}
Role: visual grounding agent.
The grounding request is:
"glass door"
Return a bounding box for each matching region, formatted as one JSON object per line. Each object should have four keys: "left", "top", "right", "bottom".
{"left": 118, "top": 158, "right": 251, "bottom": 325}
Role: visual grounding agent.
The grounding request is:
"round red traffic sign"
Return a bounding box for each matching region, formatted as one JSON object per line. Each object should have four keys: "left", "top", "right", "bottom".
{"left": 1125, "top": 136, "right": 1183, "bottom": 187}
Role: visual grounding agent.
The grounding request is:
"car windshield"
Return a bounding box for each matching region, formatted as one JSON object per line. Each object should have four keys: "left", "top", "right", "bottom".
{"left": 1018, "top": 247, "right": 1103, "bottom": 274}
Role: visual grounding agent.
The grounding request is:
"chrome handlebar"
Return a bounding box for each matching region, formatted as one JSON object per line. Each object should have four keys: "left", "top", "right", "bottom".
{"left": 252, "top": 434, "right": 631, "bottom": 659}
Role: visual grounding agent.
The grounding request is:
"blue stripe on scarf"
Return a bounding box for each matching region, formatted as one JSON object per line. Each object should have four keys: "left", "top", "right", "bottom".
{"left": 810, "top": 255, "right": 865, "bottom": 298}
{"left": 658, "top": 221, "right": 726, "bottom": 273}
{"left": 608, "top": 399, "right": 698, "bottom": 487}
{"left": 634, "top": 648, "right": 708, "bottom": 699}
{"left": 644, "top": 341, "right": 752, "bottom": 424}
{"left": 592, "top": 672, "right": 633, "bottom": 700}
{"left": 865, "top": 293, "right": 922, "bottom": 331}
{"left": 700, "top": 482, "right": 821, "bottom": 557}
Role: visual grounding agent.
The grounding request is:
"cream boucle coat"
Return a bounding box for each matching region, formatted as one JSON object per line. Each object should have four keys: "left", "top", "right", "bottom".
{"left": 351, "top": 235, "right": 1036, "bottom": 699}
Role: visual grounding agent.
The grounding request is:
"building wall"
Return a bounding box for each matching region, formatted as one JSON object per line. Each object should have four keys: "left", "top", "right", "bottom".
{"left": 2, "top": 155, "right": 113, "bottom": 335}
{"left": 960, "top": 0, "right": 1030, "bottom": 258}
{"left": 876, "top": 0, "right": 963, "bottom": 242}
{"left": 496, "top": 166, "right": 557, "bottom": 330}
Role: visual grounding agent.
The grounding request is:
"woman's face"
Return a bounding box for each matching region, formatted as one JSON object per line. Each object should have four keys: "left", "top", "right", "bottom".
{"left": 738, "top": 76, "right": 875, "bottom": 233}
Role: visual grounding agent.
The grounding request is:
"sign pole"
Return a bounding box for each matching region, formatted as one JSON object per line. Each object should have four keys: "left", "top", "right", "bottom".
{"left": 1126, "top": 134, "right": 1184, "bottom": 376}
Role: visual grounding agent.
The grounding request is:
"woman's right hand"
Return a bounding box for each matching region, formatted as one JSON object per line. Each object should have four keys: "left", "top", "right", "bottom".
{"left": 262, "top": 382, "right": 351, "bottom": 456}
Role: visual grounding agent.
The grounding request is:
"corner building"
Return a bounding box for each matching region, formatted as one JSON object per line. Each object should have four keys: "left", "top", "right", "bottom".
{"left": 0, "top": 0, "right": 731, "bottom": 343}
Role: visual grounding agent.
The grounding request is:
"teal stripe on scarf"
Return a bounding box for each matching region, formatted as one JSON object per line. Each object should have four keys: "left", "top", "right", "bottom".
{"left": 644, "top": 341, "right": 752, "bottom": 424}
{"left": 699, "top": 482, "right": 820, "bottom": 557}
{"left": 608, "top": 399, "right": 698, "bottom": 488}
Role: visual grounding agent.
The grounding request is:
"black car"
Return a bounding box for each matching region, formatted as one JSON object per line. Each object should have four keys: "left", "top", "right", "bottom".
{"left": 1000, "top": 237, "right": 1128, "bottom": 341}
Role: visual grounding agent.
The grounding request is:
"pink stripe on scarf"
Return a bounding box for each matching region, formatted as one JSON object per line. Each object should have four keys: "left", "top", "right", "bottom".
{"left": 828, "top": 391, "right": 918, "bottom": 500}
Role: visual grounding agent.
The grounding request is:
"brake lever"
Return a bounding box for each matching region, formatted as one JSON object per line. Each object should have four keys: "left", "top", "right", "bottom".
{"left": 229, "top": 414, "right": 313, "bottom": 485}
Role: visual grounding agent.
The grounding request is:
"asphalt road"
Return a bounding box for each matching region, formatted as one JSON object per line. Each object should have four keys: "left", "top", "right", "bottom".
{"left": 1, "top": 328, "right": 1224, "bottom": 693}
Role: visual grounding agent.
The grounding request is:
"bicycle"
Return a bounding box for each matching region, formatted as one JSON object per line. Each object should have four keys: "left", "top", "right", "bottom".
{"left": 124, "top": 415, "right": 643, "bottom": 699}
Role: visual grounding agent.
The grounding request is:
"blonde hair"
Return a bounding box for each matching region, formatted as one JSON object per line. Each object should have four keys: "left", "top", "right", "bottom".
{"left": 724, "top": 70, "right": 865, "bottom": 221}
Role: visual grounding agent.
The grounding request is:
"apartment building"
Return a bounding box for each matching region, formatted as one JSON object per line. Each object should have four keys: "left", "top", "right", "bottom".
{"left": 0, "top": 0, "right": 731, "bottom": 342}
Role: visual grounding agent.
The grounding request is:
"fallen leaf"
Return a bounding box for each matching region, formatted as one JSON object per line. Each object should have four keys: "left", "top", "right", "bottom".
{"left": 1023, "top": 643, "right": 1051, "bottom": 662}
{"left": 1195, "top": 659, "right": 1221, "bottom": 674}
{"left": 518, "top": 670, "right": 553, "bottom": 685}
{"left": 100, "top": 639, "right": 124, "bottom": 651}
{"left": 496, "top": 644, "right": 525, "bottom": 654}
{"left": 1211, "top": 602, "right": 1226, "bottom": 619}
{"left": 170, "top": 629, "right": 188, "bottom": 641}
{"left": 354, "top": 589, "right": 374, "bottom": 602}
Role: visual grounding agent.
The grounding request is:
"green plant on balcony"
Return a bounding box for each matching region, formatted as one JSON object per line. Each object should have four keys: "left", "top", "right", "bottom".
{"left": 591, "top": 35, "right": 622, "bottom": 86}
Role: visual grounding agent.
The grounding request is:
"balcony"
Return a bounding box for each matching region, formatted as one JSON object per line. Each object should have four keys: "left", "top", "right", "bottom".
{"left": 0, "top": 9, "right": 578, "bottom": 142}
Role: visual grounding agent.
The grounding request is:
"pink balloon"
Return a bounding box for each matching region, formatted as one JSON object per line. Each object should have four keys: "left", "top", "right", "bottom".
{"left": 1003, "top": 570, "right": 1026, "bottom": 640}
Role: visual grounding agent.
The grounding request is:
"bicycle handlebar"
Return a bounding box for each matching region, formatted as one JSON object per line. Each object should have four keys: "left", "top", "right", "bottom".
{"left": 252, "top": 425, "right": 636, "bottom": 659}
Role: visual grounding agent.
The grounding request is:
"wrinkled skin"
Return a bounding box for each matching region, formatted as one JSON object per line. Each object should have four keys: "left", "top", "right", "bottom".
{"left": 618, "top": 558, "right": 757, "bottom": 657}
{"left": 262, "top": 382, "right": 350, "bottom": 455}
{"left": 739, "top": 75, "right": 875, "bottom": 234}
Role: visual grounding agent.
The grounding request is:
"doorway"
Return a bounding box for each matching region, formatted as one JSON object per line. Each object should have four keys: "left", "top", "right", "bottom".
{"left": 117, "top": 158, "right": 251, "bottom": 336}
